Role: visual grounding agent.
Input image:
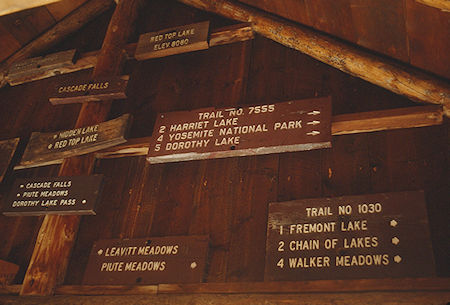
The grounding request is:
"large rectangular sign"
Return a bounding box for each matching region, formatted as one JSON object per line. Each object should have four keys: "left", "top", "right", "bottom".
{"left": 83, "top": 235, "right": 209, "bottom": 285}
{"left": 49, "top": 75, "right": 129, "bottom": 105}
{"left": 135, "top": 21, "right": 209, "bottom": 60}
{"left": 265, "top": 191, "right": 435, "bottom": 281}
{"left": 2, "top": 175, "right": 103, "bottom": 216}
{"left": 147, "top": 97, "right": 331, "bottom": 164}
{"left": 0, "top": 138, "right": 19, "bottom": 182}
{"left": 16, "top": 114, "right": 131, "bottom": 169}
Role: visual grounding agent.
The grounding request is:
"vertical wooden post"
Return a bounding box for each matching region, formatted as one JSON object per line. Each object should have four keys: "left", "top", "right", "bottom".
{"left": 20, "top": 0, "right": 144, "bottom": 296}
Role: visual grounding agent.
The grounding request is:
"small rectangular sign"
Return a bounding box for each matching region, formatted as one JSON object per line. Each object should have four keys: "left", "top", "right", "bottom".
{"left": 0, "top": 259, "right": 19, "bottom": 285}
{"left": 2, "top": 175, "right": 103, "bottom": 216}
{"left": 147, "top": 97, "right": 331, "bottom": 164}
{"left": 6, "top": 49, "right": 77, "bottom": 86}
{"left": 0, "top": 138, "right": 19, "bottom": 182}
{"left": 135, "top": 21, "right": 209, "bottom": 60}
{"left": 265, "top": 191, "right": 435, "bottom": 281}
{"left": 16, "top": 114, "right": 131, "bottom": 169}
{"left": 49, "top": 75, "right": 129, "bottom": 105}
{"left": 83, "top": 235, "right": 209, "bottom": 285}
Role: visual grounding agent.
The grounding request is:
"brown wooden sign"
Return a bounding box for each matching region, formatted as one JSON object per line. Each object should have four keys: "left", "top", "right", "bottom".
{"left": 49, "top": 75, "right": 129, "bottom": 105}
{"left": 15, "top": 114, "right": 131, "bottom": 169}
{"left": 0, "top": 138, "right": 19, "bottom": 183}
{"left": 265, "top": 191, "right": 435, "bottom": 281}
{"left": 2, "top": 175, "right": 103, "bottom": 216}
{"left": 147, "top": 97, "right": 331, "bottom": 164}
{"left": 83, "top": 235, "right": 209, "bottom": 285}
{"left": 135, "top": 21, "right": 209, "bottom": 60}
{"left": 0, "top": 259, "right": 19, "bottom": 285}
{"left": 6, "top": 49, "right": 77, "bottom": 86}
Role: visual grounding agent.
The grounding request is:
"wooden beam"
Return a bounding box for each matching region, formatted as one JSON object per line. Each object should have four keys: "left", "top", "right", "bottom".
{"left": 2, "top": 291, "right": 450, "bottom": 305}
{"left": 0, "top": 0, "right": 114, "bottom": 87}
{"left": 19, "top": 0, "right": 144, "bottom": 296}
{"left": 95, "top": 105, "right": 443, "bottom": 160}
{"left": 177, "top": 0, "right": 450, "bottom": 117}
{"left": 416, "top": 0, "right": 450, "bottom": 11}
{"left": 1, "top": 23, "right": 253, "bottom": 87}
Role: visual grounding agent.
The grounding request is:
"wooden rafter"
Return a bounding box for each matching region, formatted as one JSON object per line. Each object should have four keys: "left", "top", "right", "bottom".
{"left": 416, "top": 0, "right": 450, "bottom": 11}
{"left": 177, "top": 0, "right": 450, "bottom": 117}
{"left": 0, "top": 0, "right": 114, "bottom": 87}
{"left": 19, "top": 0, "right": 144, "bottom": 296}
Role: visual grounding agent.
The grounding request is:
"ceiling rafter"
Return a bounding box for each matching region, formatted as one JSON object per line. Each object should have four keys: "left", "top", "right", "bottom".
{"left": 178, "top": 0, "right": 450, "bottom": 116}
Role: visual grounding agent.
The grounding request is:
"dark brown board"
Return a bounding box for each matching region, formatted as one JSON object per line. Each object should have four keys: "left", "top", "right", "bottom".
{"left": 265, "top": 190, "right": 435, "bottom": 281}
{"left": 0, "top": 259, "right": 19, "bottom": 285}
{"left": 49, "top": 75, "right": 129, "bottom": 105}
{"left": 135, "top": 21, "right": 210, "bottom": 60}
{"left": 147, "top": 97, "right": 332, "bottom": 164}
{"left": 0, "top": 138, "right": 19, "bottom": 182}
{"left": 15, "top": 114, "right": 131, "bottom": 169}
{"left": 2, "top": 175, "right": 104, "bottom": 216}
{"left": 83, "top": 235, "right": 209, "bottom": 285}
{"left": 6, "top": 49, "right": 77, "bottom": 86}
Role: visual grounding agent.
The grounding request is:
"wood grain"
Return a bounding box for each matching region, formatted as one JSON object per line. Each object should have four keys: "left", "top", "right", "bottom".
{"left": 178, "top": 0, "right": 450, "bottom": 116}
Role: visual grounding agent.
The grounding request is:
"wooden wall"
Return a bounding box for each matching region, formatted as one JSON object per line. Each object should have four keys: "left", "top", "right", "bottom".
{"left": 0, "top": 0, "right": 448, "bottom": 303}
{"left": 238, "top": 0, "right": 450, "bottom": 79}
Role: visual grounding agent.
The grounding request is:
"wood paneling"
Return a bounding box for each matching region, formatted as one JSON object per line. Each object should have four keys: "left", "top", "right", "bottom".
{"left": 238, "top": 0, "right": 448, "bottom": 79}
{"left": 406, "top": 0, "right": 450, "bottom": 79}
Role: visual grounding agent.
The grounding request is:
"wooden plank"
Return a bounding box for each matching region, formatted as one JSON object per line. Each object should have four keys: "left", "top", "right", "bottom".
{"left": 95, "top": 105, "right": 443, "bottom": 159}
{"left": 147, "top": 97, "right": 332, "bottom": 164}
{"left": 49, "top": 75, "right": 128, "bottom": 105}
{"left": 0, "top": 260, "right": 19, "bottom": 285}
{"left": 1, "top": 290, "right": 450, "bottom": 305}
{"left": 2, "top": 175, "right": 104, "bottom": 216}
{"left": 332, "top": 105, "right": 443, "bottom": 135}
{"left": 6, "top": 49, "right": 77, "bottom": 86}
{"left": 177, "top": 0, "right": 450, "bottom": 116}
{"left": 20, "top": 0, "right": 144, "bottom": 296}
{"left": 15, "top": 114, "right": 131, "bottom": 169}
{"left": 135, "top": 21, "right": 210, "bottom": 60}
{"left": 158, "top": 278, "right": 450, "bottom": 293}
{"left": 265, "top": 191, "right": 435, "bottom": 281}
{"left": 83, "top": 236, "right": 209, "bottom": 285}
{"left": 0, "top": 138, "right": 19, "bottom": 183}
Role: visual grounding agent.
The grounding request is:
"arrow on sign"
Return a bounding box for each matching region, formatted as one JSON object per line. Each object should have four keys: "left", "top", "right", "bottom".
{"left": 392, "top": 237, "right": 400, "bottom": 245}
{"left": 307, "top": 110, "right": 321, "bottom": 115}
{"left": 307, "top": 120, "right": 320, "bottom": 126}
{"left": 307, "top": 131, "right": 320, "bottom": 136}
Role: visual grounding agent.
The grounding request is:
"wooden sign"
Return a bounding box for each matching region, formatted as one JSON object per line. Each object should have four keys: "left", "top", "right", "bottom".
{"left": 147, "top": 97, "right": 331, "bottom": 164}
{"left": 265, "top": 191, "right": 435, "bottom": 281}
{"left": 0, "top": 259, "right": 19, "bottom": 285}
{"left": 6, "top": 49, "right": 77, "bottom": 86}
{"left": 135, "top": 21, "right": 209, "bottom": 60}
{"left": 83, "top": 235, "right": 209, "bottom": 285}
{"left": 0, "top": 138, "right": 19, "bottom": 183}
{"left": 49, "top": 75, "right": 129, "bottom": 105}
{"left": 15, "top": 114, "right": 131, "bottom": 169}
{"left": 2, "top": 175, "right": 103, "bottom": 216}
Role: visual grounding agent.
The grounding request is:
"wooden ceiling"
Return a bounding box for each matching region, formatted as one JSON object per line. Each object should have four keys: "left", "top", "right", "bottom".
{"left": 0, "top": 0, "right": 448, "bottom": 80}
